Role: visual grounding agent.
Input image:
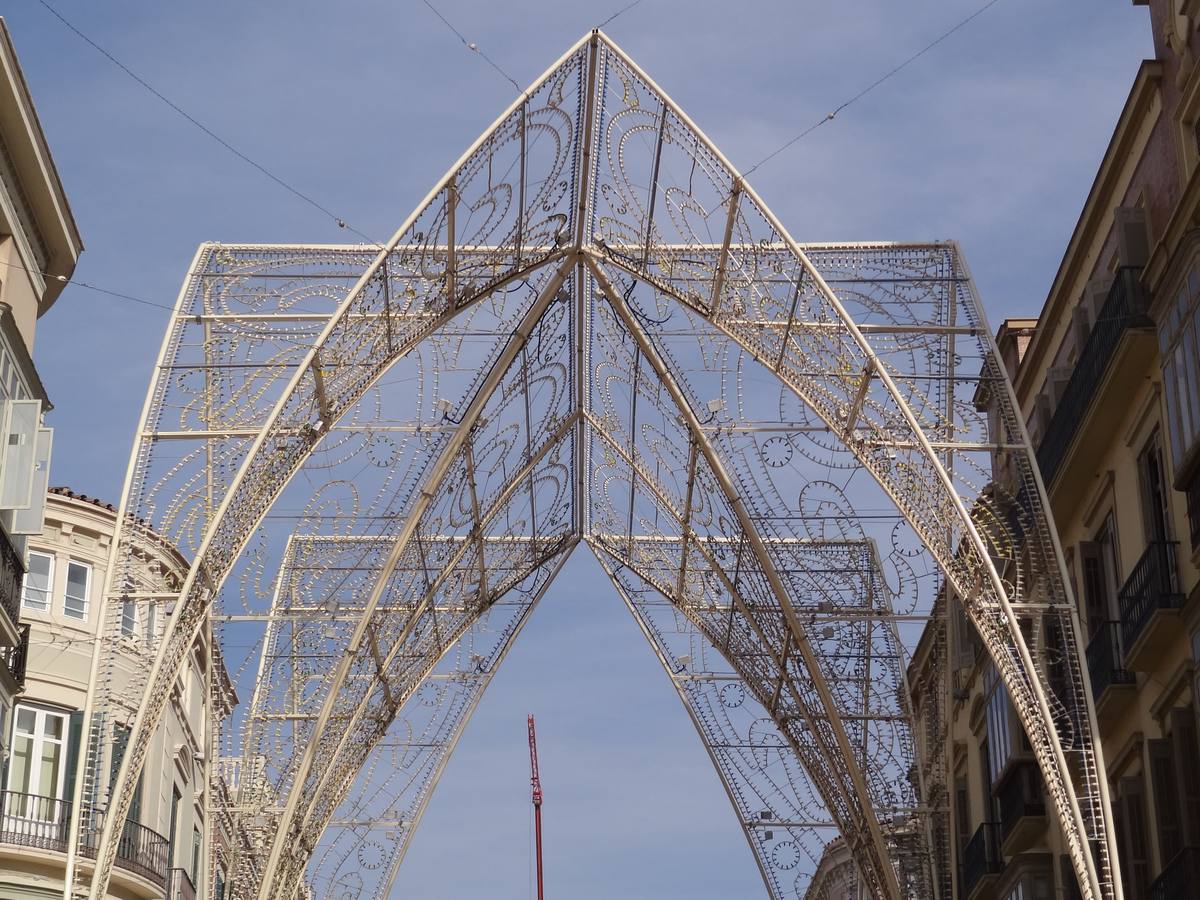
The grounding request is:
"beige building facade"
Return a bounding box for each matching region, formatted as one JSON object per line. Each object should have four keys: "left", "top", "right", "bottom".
{"left": 911, "top": 3, "right": 1200, "bottom": 899}
{"left": 0, "top": 12, "right": 83, "bottom": 837}
{"left": 3, "top": 489, "right": 234, "bottom": 900}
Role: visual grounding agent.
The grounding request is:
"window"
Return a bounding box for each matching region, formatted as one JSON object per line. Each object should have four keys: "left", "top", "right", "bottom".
{"left": 7, "top": 706, "right": 68, "bottom": 812}
{"left": 21, "top": 551, "right": 52, "bottom": 610}
{"left": 1159, "top": 260, "right": 1200, "bottom": 472}
{"left": 144, "top": 601, "right": 157, "bottom": 648}
{"left": 0, "top": 697, "right": 9, "bottom": 765}
{"left": 191, "top": 824, "right": 202, "bottom": 884}
{"left": 215, "top": 865, "right": 227, "bottom": 900}
{"left": 984, "top": 665, "right": 1017, "bottom": 784}
{"left": 63, "top": 560, "right": 90, "bottom": 620}
{"left": 1080, "top": 514, "right": 1121, "bottom": 637}
{"left": 168, "top": 785, "right": 181, "bottom": 867}
{"left": 1116, "top": 775, "right": 1152, "bottom": 899}
{"left": 121, "top": 598, "right": 137, "bottom": 638}
{"left": 1137, "top": 430, "right": 1173, "bottom": 545}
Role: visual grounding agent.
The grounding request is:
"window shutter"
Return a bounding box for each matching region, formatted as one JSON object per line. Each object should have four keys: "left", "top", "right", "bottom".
{"left": 1119, "top": 775, "right": 1152, "bottom": 899}
{"left": 1115, "top": 206, "right": 1151, "bottom": 271}
{"left": 1149, "top": 739, "right": 1182, "bottom": 866}
{"left": 1170, "top": 708, "right": 1200, "bottom": 846}
{"left": 62, "top": 710, "right": 84, "bottom": 825}
{"left": 953, "top": 601, "right": 976, "bottom": 672}
{"left": 1079, "top": 542, "right": 1109, "bottom": 637}
{"left": 954, "top": 775, "right": 971, "bottom": 859}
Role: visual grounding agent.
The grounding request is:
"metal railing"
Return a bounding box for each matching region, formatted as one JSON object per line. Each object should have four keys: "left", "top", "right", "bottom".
{"left": 0, "top": 790, "right": 170, "bottom": 885}
{"left": 1118, "top": 541, "right": 1183, "bottom": 654}
{"left": 960, "top": 821, "right": 1003, "bottom": 897}
{"left": 1085, "top": 621, "right": 1135, "bottom": 700}
{"left": 0, "top": 525, "right": 23, "bottom": 630}
{"left": 2, "top": 622, "right": 29, "bottom": 686}
{"left": 997, "top": 759, "right": 1045, "bottom": 844}
{"left": 168, "top": 867, "right": 197, "bottom": 900}
{"left": 1036, "top": 267, "right": 1153, "bottom": 487}
{"left": 1150, "top": 846, "right": 1200, "bottom": 900}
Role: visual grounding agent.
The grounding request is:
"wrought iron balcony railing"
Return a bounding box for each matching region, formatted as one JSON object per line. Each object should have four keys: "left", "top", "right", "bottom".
{"left": 3, "top": 622, "right": 30, "bottom": 686}
{"left": 1036, "top": 267, "right": 1153, "bottom": 488}
{"left": 997, "top": 759, "right": 1045, "bottom": 845}
{"left": 1118, "top": 541, "right": 1183, "bottom": 654}
{"left": 1150, "top": 846, "right": 1200, "bottom": 900}
{"left": 961, "top": 821, "right": 1004, "bottom": 898}
{"left": 168, "top": 867, "right": 198, "bottom": 900}
{"left": 0, "top": 790, "right": 170, "bottom": 886}
{"left": 1085, "top": 621, "right": 1135, "bottom": 700}
{"left": 0, "top": 525, "right": 23, "bottom": 631}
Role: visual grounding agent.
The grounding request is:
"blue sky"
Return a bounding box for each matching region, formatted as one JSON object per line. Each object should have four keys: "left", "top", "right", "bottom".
{"left": 4, "top": 2, "right": 1152, "bottom": 897}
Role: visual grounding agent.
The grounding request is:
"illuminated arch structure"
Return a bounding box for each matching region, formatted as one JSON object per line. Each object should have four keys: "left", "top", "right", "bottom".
{"left": 70, "top": 31, "right": 1121, "bottom": 900}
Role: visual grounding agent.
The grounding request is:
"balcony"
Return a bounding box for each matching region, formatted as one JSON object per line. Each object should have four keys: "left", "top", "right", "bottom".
{"left": 996, "top": 760, "right": 1046, "bottom": 854}
{"left": 1118, "top": 541, "right": 1184, "bottom": 671}
{"left": 961, "top": 821, "right": 1004, "bottom": 899}
{"left": 1036, "top": 267, "right": 1155, "bottom": 493}
{"left": 0, "top": 622, "right": 29, "bottom": 690}
{"left": 1150, "top": 847, "right": 1200, "bottom": 900}
{"left": 168, "top": 867, "right": 197, "bottom": 900}
{"left": 0, "top": 790, "right": 170, "bottom": 887}
{"left": 1085, "top": 622, "right": 1136, "bottom": 724}
{"left": 0, "top": 524, "right": 23, "bottom": 638}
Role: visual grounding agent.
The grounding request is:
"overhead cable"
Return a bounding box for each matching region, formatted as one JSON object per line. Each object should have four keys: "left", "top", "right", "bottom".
{"left": 744, "top": 0, "right": 1004, "bottom": 177}
{"left": 36, "top": 0, "right": 382, "bottom": 246}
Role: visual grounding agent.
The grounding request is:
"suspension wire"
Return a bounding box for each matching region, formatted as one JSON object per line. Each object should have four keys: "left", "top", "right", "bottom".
{"left": 22, "top": 1, "right": 1003, "bottom": 318}
{"left": 743, "top": 0, "right": 1004, "bottom": 177}
{"left": 0, "top": 257, "right": 175, "bottom": 313}
{"left": 598, "top": 0, "right": 646, "bottom": 29}
{"left": 36, "top": 0, "right": 384, "bottom": 247}
{"left": 420, "top": 0, "right": 522, "bottom": 93}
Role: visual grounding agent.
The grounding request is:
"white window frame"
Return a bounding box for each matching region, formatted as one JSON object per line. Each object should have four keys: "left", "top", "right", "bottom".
{"left": 21, "top": 550, "right": 53, "bottom": 611}
{"left": 120, "top": 597, "right": 137, "bottom": 639}
{"left": 1160, "top": 259, "right": 1200, "bottom": 472}
{"left": 63, "top": 559, "right": 90, "bottom": 621}
{"left": 7, "top": 704, "right": 69, "bottom": 805}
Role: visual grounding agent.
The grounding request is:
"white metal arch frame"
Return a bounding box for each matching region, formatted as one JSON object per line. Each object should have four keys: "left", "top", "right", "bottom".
{"left": 76, "top": 30, "right": 1120, "bottom": 900}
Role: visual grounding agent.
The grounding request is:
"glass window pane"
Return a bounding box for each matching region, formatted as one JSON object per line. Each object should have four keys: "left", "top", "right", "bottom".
{"left": 42, "top": 714, "right": 62, "bottom": 741}
{"left": 121, "top": 600, "right": 137, "bottom": 637}
{"left": 64, "top": 561, "right": 89, "bottom": 619}
{"left": 1165, "top": 358, "right": 1185, "bottom": 465}
{"left": 21, "top": 551, "right": 52, "bottom": 610}
{"left": 1185, "top": 326, "right": 1200, "bottom": 448}
{"left": 9, "top": 733, "right": 31, "bottom": 792}
{"left": 15, "top": 707, "right": 35, "bottom": 733}
{"left": 36, "top": 736, "right": 60, "bottom": 797}
{"left": 1176, "top": 343, "right": 1194, "bottom": 449}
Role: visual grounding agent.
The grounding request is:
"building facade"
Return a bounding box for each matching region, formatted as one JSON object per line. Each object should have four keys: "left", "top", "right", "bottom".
{"left": 1, "top": 489, "right": 234, "bottom": 900}
{"left": 0, "top": 15, "right": 83, "bottom": 819}
{"left": 911, "top": 3, "right": 1200, "bottom": 898}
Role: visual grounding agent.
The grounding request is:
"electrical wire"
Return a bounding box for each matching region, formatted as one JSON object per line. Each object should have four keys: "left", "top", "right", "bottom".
{"left": 0, "top": 257, "right": 175, "bottom": 313}
{"left": 744, "top": 0, "right": 1005, "bottom": 177}
{"left": 420, "top": 0, "right": 522, "bottom": 93}
{"left": 598, "top": 0, "right": 646, "bottom": 29}
{"left": 23, "top": 1, "right": 1006, "bottom": 319}
{"left": 36, "top": 0, "right": 383, "bottom": 247}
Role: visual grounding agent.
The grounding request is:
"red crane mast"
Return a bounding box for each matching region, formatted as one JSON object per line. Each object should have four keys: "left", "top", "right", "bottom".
{"left": 527, "top": 714, "right": 544, "bottom": 900}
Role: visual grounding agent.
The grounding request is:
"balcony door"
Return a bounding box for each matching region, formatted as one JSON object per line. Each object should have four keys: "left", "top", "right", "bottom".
{"left": 1138, "top": 430, "right": 1173, "bottom": 546}
{"left": 1080, "top": 513, "right": 1122, "bottom": 637}
{"left": 4, "top": 705, "right": 68, "bottom": 842}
